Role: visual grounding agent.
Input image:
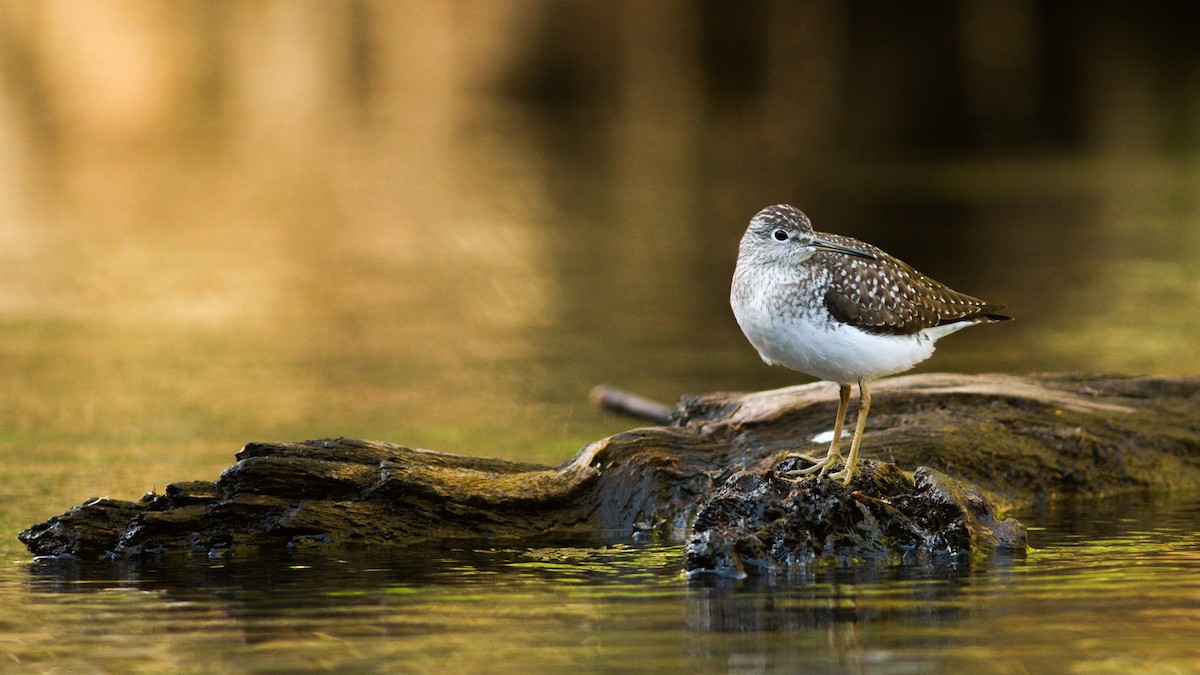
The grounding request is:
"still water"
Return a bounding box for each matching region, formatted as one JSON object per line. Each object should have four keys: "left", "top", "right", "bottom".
{"left": 2, "top": 493, "right": 1197, "bottom": 672}
{"left": 4, "top": 3, "right": 1200, "bottom": 672}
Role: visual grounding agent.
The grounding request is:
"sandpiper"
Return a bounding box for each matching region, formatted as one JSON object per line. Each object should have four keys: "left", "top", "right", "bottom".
{"left": 730, "top": 204, "right": 1011, "bottom": 485}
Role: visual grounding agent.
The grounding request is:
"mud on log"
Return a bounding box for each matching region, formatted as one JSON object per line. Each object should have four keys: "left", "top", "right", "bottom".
{"left": 19, "top": 373, "right": 1200, "bottom": 571}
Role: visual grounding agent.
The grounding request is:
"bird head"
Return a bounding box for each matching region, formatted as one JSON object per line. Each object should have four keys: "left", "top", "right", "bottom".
{"left": 740, "top": 204, "right": 876, "bottom": 266}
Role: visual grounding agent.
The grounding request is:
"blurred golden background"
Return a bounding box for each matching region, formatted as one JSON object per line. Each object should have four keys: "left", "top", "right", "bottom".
{"left": 2, "top": 2, "right": 1199, "bottom": 517}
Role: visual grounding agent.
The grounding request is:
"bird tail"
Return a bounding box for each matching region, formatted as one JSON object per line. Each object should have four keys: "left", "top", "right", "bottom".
{"left": 977, "top": 304, "right": 1013, "bottom": 323}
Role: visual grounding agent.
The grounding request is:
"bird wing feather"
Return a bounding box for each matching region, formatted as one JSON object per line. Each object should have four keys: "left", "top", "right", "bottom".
{"left": 816, "top": 232, "right": 1009, "bottom": 336}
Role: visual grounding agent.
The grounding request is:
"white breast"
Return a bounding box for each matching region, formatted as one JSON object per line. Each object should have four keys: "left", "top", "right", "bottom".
{"left": 731, "top": 264, "right": 968, "bottom": 384}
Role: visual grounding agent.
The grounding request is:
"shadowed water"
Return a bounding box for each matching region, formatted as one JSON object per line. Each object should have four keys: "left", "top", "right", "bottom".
{"left": 4, "top": 494, "right": 1198, "bottom": 672}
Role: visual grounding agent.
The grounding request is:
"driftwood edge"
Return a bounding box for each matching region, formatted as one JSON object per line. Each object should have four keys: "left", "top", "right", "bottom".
{"left": 18, "top": 373, "right": 1200, "bottom": 573}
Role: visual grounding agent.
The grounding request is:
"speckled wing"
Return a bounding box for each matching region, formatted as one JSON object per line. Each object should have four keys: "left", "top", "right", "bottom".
{"left": 816, "top": 232, "right": 1010, "bottom": 336}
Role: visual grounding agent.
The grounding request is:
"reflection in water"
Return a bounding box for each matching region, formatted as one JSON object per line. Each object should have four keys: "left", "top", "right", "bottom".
{"left": 8, "top": 493, "right": 1200, "bottom": 672}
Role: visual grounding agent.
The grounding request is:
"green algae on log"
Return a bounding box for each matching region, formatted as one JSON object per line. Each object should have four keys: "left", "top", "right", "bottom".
{"left": 18, "top": 374, "right": 1200, "bottom": 570}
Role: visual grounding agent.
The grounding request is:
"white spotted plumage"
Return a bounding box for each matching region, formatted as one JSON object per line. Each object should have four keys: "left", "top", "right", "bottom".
{"left": 730, "top": 204, "right": 1011, "bottom": 486}
{"left": 730, "top": 204, "right": 1009, "bottom": 385}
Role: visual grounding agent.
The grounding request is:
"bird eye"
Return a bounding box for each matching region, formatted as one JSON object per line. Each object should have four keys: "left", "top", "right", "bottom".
{"left": 772, "top": 229, "right": 789, "bottom": 241}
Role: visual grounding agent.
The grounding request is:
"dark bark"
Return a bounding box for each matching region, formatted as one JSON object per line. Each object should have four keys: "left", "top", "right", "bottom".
{"left": 18, "top": 373, "right": 1200, "bottom": 571}
{"left": 684, "top": 460, "right": 1028, "bottom": 577}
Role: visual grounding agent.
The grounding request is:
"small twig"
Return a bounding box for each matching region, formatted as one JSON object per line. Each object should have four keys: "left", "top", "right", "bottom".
{"left": 589, "top": 385, "right": 674, "bottom": 425}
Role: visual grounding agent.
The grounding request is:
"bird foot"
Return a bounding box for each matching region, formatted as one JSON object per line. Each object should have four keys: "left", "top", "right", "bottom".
{"left": 827, "top": 462, "right": 857, "bottom": 486}
{"left": 782, "top": 450, "right": 845, "bottom": 479}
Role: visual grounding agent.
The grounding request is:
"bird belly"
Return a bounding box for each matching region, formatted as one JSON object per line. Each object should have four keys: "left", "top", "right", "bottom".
{"left": 740, "top": 312, "right": 940, "bottom": 384}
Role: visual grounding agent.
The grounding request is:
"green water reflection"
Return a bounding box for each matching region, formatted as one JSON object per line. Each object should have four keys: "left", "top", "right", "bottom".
{"left": 3, "top": 493, "right": 1198, "bottom": 672}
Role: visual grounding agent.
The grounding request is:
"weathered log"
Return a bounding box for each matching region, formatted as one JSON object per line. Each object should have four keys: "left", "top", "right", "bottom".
{"left": 18, "top": 373, "right": 1200, "bottom": 569}
{"left": 684, "top": 460, "right": 1028, "bottom": 577}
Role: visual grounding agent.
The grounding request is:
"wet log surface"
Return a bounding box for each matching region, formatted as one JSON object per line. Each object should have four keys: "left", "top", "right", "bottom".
{"left": 19, "top": 373, "right": 1200, "bottom": 573}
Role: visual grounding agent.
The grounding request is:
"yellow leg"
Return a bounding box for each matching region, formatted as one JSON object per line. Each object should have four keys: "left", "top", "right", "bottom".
{"left": 786, "top": 383, "right": 851, "bottom": 477}
{"left": 830, "top": 379, "right": 871, "bottom": 486}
